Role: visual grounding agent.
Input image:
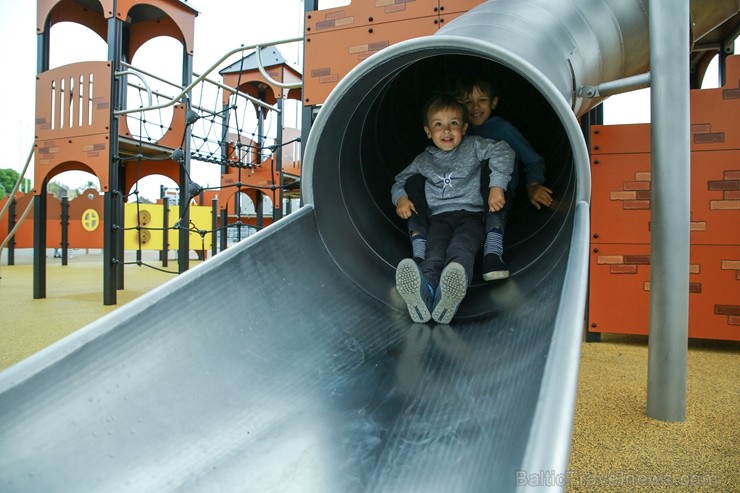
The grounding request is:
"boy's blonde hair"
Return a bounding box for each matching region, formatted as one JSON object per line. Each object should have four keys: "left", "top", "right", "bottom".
{"left": 423, "top": 93, "right": 469, "bottom": 126}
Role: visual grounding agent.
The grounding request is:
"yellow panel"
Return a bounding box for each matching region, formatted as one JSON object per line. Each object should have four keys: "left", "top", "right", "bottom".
{"left": 124, "top": 203, "right": 212, "bottom": 251}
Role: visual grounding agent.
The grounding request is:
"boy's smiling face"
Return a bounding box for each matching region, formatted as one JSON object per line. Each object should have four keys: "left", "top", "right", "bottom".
{"left": 424, "top": 107, "right": 468, "bottom": 152}
{"left": 461, "top": 85, "right": 498, "bottom": 128}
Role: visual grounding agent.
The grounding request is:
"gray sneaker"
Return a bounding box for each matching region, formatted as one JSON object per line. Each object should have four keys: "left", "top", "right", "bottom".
{"left": 396, "top": 258, "right": 434, "bottom": 323}
{"left": 432, "top": 262, "right": 467, "bottom": 324}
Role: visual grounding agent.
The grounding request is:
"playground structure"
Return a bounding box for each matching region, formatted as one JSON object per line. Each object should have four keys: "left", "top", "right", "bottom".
{"left": 0, "top": 0, "right": 738, "bottom": 491}
{"left": 0, "top": 0, "right": 304, "bottom": 304}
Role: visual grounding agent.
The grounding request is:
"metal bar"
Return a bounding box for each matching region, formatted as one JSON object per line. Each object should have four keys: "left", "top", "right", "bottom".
{"left": 60, "top": 197, "right": 69, "bottom": 266}
{"left": 193, "top": 72, "right": 280, "bottom": 113}
{"left": 647, "top": 0, "right": 690, "bottom": 422}
{"left": 579, "top": 72, "right": 651, "bottom": 98}
{"left": 114, "top": 36, "right": 301, "bottom": 116}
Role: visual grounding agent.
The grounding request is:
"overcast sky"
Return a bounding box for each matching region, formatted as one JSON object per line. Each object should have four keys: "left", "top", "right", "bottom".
{"left": 0, "top": 1, "right": 728, "bottom": 199}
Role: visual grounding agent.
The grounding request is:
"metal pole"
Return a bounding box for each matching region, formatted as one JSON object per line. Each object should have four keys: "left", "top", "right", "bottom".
{"left": 211, "top": 198, "right": 218, "bottom": 258}
{"left": 274, "top": 97, "right": 284, "bottom": 221}
{"left": 61, "top": 196, "right": 69, "bottom": 266}
{"left": 7, "top": 198, "right": 16, "bottom": 265}
{"left": 104, "top": 15, "right": 123, "bottom": 305}
{"left": 219, "top": 209, "right": 227, "bottom": 252}
{"left": 646, "top": 0, "right": 690, "bottom": 422}
{"left": 178, "top": 52, "right": 195, "bottom": 274}
{"left": 163, "top": 197, "right": 170, "bottom": 268}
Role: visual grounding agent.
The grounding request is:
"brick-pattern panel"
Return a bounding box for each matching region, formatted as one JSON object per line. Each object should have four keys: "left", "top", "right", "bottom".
{"left": 609, "top": 172, "right": 651, "bottom": 210}
{"left": 718, "top": 260, "right": 740, "bottom": 326}
{"left": 709, "top": 170, "right": 740, "bottom": 210}
{"left": 692, "top": 122, "right": 724, "bottom": 144}
{"left": 311, "top": 0, "right": 420, "bottom": 32}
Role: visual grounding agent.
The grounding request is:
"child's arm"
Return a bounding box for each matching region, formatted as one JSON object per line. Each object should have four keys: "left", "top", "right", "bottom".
{"left": 487, "top": 120, "right": 552, "bottom": 208}
{"left": 476, "top": 138, "right": 515, "bottom": 191}
{"left": 395, "top": 196, "right": 417, "bottom": 219}
{"left": 494, "top": 120, "right": 546, "bottom": 185}
{"left": 496, "top": 122, "right": 552, "bottom": 208}
{"left": 488, "top": 187, "right": 506, "bottom": 212}
{"left": 391, "top": 158, "right": 424, "bottom": 217}
{"left": 527, "top": 183, "right": 554, "bottom": 209}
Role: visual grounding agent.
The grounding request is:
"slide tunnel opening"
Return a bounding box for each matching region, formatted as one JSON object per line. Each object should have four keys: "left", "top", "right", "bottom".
{"left": 306, "top": 49, "right": 581, "bottom": 318}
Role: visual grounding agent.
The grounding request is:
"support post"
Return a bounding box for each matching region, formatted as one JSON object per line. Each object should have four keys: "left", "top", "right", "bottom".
{"left": 60, "top": 196, "right": 69, "bottom": 266}
{"left": 7, "top": 198, "right": 16, "bottom": 265}
{"left": 104, "top": 15, "right": 124, "bottom": 305}
{"left": 178, "top": 52, "right": 195, "bottom": 274}
{"left": 646, "top": 0, "right": 690, "bottom": 422}
{"left": 219, "top": 208, "right": 227, "bottom": 252}
{"left": 274, "top": 97, "right": 284, "bottom": 221}
{"left": 211, "top": 198, "right": 218, "bottom": 258}
{"left": 33, "top": 187, "right": 47, "bottom": 299}
{"left": 163, "top": 197, "right": 170, "bottom": 268}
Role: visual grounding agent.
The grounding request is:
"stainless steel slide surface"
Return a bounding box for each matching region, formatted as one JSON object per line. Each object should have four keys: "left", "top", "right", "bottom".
{"left": 0, "top": 202, "right": 588, "bottom": 492}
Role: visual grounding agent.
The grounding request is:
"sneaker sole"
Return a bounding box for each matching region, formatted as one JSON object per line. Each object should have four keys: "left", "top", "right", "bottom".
{"left": 432, "top": 262, "right": 467, "bottom": 324}
{"left": 396, "top": 258, "right": 432, "bottom": 323}
{"left": 482, "top": 270, "right": 510, "bottom": 281}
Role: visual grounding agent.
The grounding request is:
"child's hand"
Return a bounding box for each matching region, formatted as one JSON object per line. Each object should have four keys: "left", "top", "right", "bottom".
{"left": 396, "top": 196, "right": 417, "bottom": 219}
{"left": 527, "top": 183, "right": 554, "bottom": 209}
{"left": 488, "top": 187, "right": 506, "bottom": 212}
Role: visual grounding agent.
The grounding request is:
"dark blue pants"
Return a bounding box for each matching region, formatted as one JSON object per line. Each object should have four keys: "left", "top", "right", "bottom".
{"left": 420, "top": 210, "right": 485, "bottom": 288}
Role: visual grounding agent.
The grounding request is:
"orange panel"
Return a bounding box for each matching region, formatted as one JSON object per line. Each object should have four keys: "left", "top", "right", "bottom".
{"left": 305, "top": 0, "right": 440, "bottom": 35}
{"left": 591, "top": 149, "right": 740, "bottom": 246}
{"left": 690, "top": 151, "right": 740, "bottom": 246}
{"left": 589, "top": 243, "right": 651, "bottom": 336}
{"left": 303, "top": 0, "right": 484, "bottom": 105}
{"left": 690, "top": 54, "right": 740, "bottom": 152}
{"left": 67, "top": 221, "right": 104, "bottom": 249}
{"left": 689, "top": 245, "right": 740, "bottom": 340}
{"left": 690, "top": 90, "right": 740, "bottom": 151}
{"left": 590, "top": 152, "right": 652, "bottom": 245}
{"left": 304, "top": 17, "right": 438, "bottom": 105}
{"left": 588, "top": 244, "right": 740, "bottom": 341}
{"left": 590, "top": 123, "right": 650, "bottom": 155}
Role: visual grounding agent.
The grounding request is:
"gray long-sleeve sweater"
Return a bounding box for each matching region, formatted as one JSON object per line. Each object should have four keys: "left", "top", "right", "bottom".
{"left": 391, "top": 136, "right": 515, "bottom": 215}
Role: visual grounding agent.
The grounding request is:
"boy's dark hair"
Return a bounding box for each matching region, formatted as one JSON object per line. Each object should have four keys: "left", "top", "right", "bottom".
{"left": 422, "top": 93, "right": 469, "bottom": 125}
{"left": 453, "top": 77, "right": 498, "bottom": 101}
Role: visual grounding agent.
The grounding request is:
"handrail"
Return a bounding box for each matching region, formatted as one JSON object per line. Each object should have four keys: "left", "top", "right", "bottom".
{"left": 116, "top": 70, "right": 153, "bottom": 108}
{"left": 255, "top": 47, "right": 303, "bottom": 90}
{"left": 115, "top": 35, "right": 303, "bottom": 116}
{"left": 192, "top": 72, "right": 281, "bottom": 113}
{"left": 121, "top": 62, "right": 282, "bottom": 114}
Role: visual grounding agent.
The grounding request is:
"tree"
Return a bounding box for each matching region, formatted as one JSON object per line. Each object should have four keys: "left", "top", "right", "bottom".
{"left": 47, "top": 181, "right": 70, "bottom": 199}
{"left": 0, "top": 168, "right": 21, "bottom": 198}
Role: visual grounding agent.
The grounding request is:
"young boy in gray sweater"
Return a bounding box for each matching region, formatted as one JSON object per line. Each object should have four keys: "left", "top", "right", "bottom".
{"left": 391, "top": 94, "right": 514, "bottom": 324}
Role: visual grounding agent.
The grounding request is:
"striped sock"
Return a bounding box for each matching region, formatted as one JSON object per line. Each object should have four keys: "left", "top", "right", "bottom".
{"left": 484, "top": 228, "right": 503, "bottom": 256}
{"left": 411, "top": 234, "right": 426, "bottom": 260}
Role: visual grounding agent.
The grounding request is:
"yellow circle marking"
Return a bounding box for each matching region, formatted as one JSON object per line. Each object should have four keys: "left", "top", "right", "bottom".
{"left": 81, "top": 209, "right": 100, "bottom": 232}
